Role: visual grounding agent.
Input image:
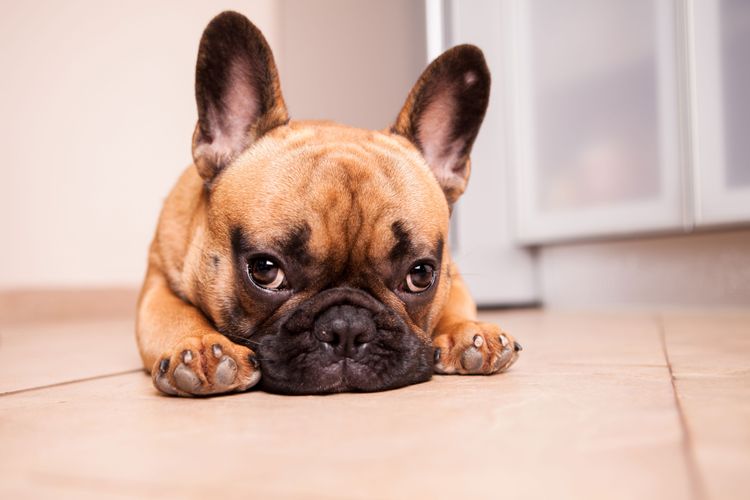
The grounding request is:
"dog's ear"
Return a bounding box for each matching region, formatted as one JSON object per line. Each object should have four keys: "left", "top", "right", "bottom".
{"left": 192, "top": 11, "right": 288, "bottom": 183}
{"left": 392, "top": 45, "right": 490, "bottom": 205}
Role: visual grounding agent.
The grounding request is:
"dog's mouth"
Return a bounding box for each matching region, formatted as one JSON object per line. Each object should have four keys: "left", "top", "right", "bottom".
{"left": 255, "top": 287, "right": 433, "bottom": 394}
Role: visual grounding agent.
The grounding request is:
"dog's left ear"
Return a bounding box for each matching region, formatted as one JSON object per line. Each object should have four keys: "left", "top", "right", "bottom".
{"left": 192, "top": 11, "right": 288, "bottom": 183}
{"left": 392, "top": 45, "right": 490, "bottom": 206}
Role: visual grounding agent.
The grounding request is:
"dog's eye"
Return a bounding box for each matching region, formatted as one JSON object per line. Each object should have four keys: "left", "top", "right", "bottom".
{"left": 403, "top": 263, "right": 436, "bottom": 293}
{"left": 248, "top": 258, "right": 286, "bottom": 290}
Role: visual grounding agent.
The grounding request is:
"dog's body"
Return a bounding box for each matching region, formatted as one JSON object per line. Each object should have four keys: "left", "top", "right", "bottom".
{"left": 136, "top": 12, "right": 520, "bottom": 396}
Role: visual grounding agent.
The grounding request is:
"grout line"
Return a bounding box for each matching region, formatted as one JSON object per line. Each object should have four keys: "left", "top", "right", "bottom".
{"left": 656, "top": 315, "right": 709, "bottom": 500}
{"left": 0, "top": 369, "right": 143, "bottom": 397}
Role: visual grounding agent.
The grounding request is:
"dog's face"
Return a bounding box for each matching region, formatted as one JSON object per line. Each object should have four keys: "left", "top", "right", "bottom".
{"left": 188, "top": 12, "right": 489, "bottom": 394}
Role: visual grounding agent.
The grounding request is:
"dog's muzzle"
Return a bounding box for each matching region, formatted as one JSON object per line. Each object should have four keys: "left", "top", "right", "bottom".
{"left": 257, "top": 287, "right": 433, "bottom": 394}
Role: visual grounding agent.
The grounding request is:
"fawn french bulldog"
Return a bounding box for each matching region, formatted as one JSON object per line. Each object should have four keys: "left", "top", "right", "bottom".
{"left": 136, "top": 11, "right": 521, "bottom": 396}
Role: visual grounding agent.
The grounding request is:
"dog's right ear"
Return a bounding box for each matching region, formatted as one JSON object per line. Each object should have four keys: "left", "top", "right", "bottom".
{"left": 192, "top": 11, "right": 288, "bottom": 183}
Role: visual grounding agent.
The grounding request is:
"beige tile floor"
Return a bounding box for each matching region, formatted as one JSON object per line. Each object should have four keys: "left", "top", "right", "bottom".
{"left": 0, "top": 293, "right": 748, "bottom": 500}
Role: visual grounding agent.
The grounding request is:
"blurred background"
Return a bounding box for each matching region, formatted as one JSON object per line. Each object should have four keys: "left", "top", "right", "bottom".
{"left": 1, "top": 0, "right": 749, "bottom": 309}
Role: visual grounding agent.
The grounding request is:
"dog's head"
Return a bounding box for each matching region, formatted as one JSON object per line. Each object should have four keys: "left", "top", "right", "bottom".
{"left": 189, "top": 12, "right": 489, "bottom": 394}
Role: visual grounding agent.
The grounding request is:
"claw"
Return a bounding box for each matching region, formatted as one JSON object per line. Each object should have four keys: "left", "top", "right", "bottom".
{"left": 499, "top": 334, "right": 509, "bottom": 348}
{"left": 212, "top": 344, "right": 223, "bottom": 358}
{"left": 514, "top": 341, "right": 523, "bottom": 352}
{"left": 182, "top": 350, "right": 193, "bottom": 363}
{"left": 434, "top": 348, "right": 441, "bottom": 363}
{"left": 472, "top": 334, "right": 484, "bottom": 348}
{"left": 158, "top": 358, "right": 170, "bottom": 374}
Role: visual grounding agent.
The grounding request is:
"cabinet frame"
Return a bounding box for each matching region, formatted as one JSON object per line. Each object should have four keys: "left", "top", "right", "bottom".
{"left": 688, "top": 0, "right": 750, "bottom": 225}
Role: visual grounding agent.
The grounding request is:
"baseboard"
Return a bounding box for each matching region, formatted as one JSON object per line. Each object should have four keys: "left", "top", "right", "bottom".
{"left": 0, "top": 288, "right": 139, "bottom": 324}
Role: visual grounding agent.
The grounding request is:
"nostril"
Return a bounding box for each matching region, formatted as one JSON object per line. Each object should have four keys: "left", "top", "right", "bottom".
{"left": 353, "top": 325, "right": 374, "bottom": 346}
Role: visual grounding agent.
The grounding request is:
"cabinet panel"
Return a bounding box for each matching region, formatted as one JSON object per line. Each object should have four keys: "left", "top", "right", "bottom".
{"left": 510, "top": 0, "right": 686, "bottom": 242}
{"left": 722, "top": 0, "right": 750, "bottom": 190}
{"left": 692, "top": 0, "right": 750, "bottom": 224}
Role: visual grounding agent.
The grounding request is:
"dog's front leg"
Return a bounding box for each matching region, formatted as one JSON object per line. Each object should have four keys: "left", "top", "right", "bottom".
{"left": 432, "top": 264, "right": 522, "bottom": 374}
{"left": 136, "top": 264, "right": 260, "bottom": 397}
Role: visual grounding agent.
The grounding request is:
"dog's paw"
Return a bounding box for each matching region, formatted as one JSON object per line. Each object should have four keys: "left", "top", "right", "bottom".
{"left": 433, "top": 321, "right": 521, "bottom": 375}
{"left": 151, "top": 333, "right": 260, "bottom": 397}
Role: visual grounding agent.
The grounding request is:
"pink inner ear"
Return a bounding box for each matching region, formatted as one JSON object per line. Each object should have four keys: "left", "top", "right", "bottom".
{"left": 416, "top": 85, "right": 464, "bottom": 184}
{"left": 204, "top": 59, "right": 260, "bottom": 161}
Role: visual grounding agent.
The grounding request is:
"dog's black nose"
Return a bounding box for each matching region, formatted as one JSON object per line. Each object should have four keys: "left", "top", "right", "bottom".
{"left": 314, "top": 304, "right": 376, "bottom": 359}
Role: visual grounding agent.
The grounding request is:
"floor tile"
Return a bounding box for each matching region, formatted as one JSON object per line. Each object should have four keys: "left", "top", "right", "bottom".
{"left": 662, "top": 312, "right": 750, "bottom": 500}
{"left": 0, "top": 311, "right": 694, "bottom": 500}
{"left": 0, "top": 318, "right": 142, "bottom": 394}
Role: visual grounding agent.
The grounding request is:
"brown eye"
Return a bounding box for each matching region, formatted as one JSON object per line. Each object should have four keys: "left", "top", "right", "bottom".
{"left": 248, "top": 258, "right": 286, "bottom": 290}
{"left": 404, "top": 263, "right": 436, "bottom": 293}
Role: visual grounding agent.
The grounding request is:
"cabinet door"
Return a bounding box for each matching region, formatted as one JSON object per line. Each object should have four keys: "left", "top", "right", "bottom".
{"left": 433, "top": 0, "right": 538, "bottom": 305}
{"left": 508, "top": 0, "right": 687, "bottom": 243}
{"left": 691, "top": 0, "right": 750, "bottom": 225}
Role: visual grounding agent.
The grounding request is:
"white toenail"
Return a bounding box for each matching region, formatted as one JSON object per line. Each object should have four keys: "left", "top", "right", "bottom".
{"left": 500, "top": 335, "right": 509, "bottom": 347}
{"left": 212, "top": 344, "right": 222, "bottom": 358}
{"left": 473, "top": 335, "right": 484, "bottom": 348}
{"left": 183, "top": 350, "right": 193, "bottom": 363}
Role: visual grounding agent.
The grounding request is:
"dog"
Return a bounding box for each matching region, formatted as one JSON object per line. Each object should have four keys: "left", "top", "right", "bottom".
{"left": 136, "top": 11, "right": 521, "bottom": 396}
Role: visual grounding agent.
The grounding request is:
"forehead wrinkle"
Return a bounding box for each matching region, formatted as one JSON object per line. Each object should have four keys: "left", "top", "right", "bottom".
{"left": 304, "top": 152, "right": 444, "bottom": 272}
{"left": 303, "top": 159, "right": 399, "bottom": 286}
{"left": 214, "top": 122, "right": 448, "bottom": 266}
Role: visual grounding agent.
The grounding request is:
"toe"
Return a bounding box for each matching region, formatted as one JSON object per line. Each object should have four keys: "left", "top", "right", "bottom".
{"left": 491, "top": 347, "right": 514, "bottom": 372}
{"left": 491, "top": 333, "right": 520, "bottom": 373}
{"left": 460, "top": 345, "right": 484, "bottom": 372}
{"left": 153, "top": 358, "right": 178, "bottom": 396}
{"left": 214, "top": 355, "right": 238, "bottom": 387}
{"left": 248, "top": 353, "right": 260, "bottom": 370}
{"left": 237, "top": 369, "right": 262, "bottom": 391}
{"left": 174, "top": 361, "right": 202, "bottom": 393}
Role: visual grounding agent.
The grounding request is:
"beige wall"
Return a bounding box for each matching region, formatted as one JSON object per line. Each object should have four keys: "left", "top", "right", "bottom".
{"left": 278, "top": 0, "right": 426, "bottom": 130}
{"left": 0, "top": 0, "right": 426, "bottom": 290}
{"left": 0, "top": 1, "right": 280, "bottom": 289}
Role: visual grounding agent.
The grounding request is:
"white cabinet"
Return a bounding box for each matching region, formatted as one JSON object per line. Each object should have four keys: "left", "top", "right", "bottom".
{"left": 430, "top": 0, "right": 750, "bottom": 304}
{"left": 507, "top": 0, "right": 687, "bottom": 243}
{"left": 429, "top": 0, "right": 538, "bottom": 305}
{"left": 690, "top": 0, "right": 750, "bottom": 225}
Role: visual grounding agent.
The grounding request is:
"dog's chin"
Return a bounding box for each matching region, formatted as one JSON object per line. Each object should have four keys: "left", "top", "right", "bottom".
{"left": 259, "top": 357, "right": 432, "bottom": 395}
{"left": 259, "top": 348, "right": 433, "bottom": 395}
{"left": 254, "top": 287, "right": 434, "bottom": 395}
